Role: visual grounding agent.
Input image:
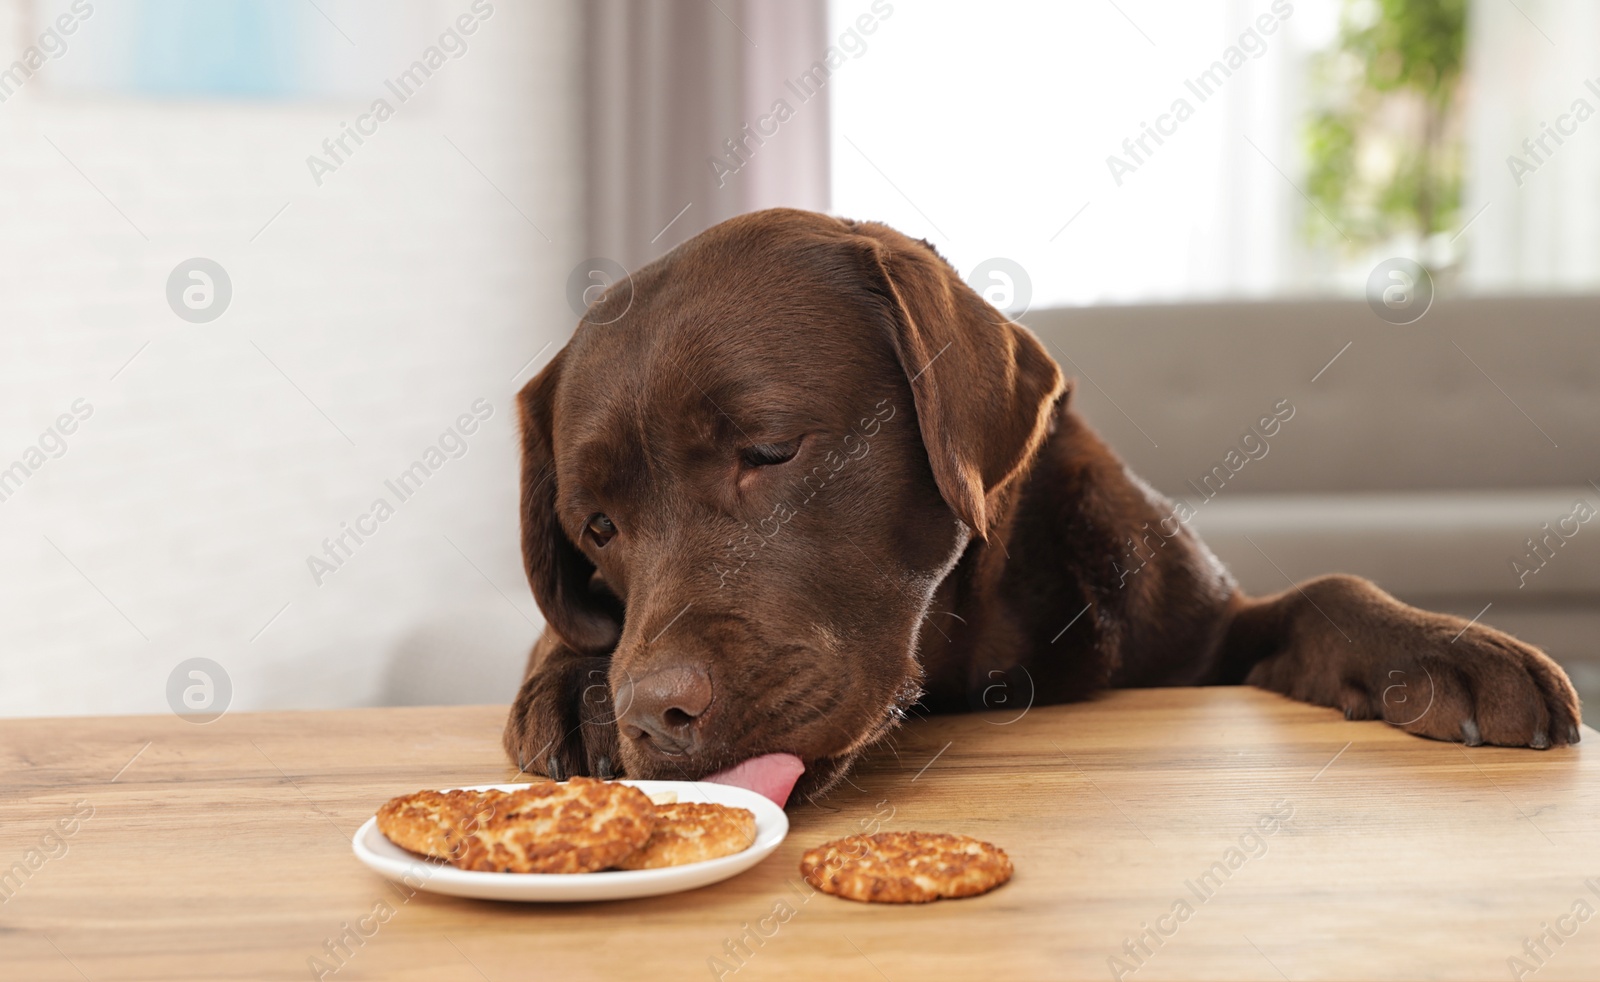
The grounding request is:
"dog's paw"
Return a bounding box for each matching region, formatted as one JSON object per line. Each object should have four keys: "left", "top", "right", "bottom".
{"left": 1337, "top": 622, "right": 1582, "bottom": 749}
{"left": 503, "top": 654, "right": 624, "bottom": 780}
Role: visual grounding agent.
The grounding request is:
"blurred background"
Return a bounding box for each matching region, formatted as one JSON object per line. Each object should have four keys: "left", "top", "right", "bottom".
{"left": 1, "top": 0, "right": 1595, "bottom": 719}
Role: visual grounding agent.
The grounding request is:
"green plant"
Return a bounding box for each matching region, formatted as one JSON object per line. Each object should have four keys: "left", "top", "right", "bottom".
{"left": 1302, "top": 0, "right": 1467, "bottom": 251}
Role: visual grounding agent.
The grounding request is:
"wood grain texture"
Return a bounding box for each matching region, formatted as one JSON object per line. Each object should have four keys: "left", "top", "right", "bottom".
{"left": 1, "top": 687, "right": 1597, "bottom": 981}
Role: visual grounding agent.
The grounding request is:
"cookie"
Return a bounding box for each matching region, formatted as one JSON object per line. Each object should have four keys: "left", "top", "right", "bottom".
{"left": 376, "top": 788, "right": 508, "bottom": 861}
{"left": 377, "top": 778, "right": 656, "bottom": 873}
{"left": 614, "top": 802, "right": 757, "bottom": 870}
{"left": 799, "top": 831, "right": 1013, "bottom": 903}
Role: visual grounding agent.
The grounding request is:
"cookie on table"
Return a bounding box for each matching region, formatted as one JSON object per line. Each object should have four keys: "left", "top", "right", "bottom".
{"left": 799, "top": 831, "right": 1013, "bottom": 903}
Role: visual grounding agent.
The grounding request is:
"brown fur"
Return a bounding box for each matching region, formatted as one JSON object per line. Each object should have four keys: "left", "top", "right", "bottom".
{"left": 504, "top": 209, "right": 1581, "bottom": 802}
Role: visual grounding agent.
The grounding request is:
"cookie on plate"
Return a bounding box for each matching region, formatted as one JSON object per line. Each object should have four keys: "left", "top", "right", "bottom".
{"left": 376, "top": 788, "right": 509, "bottom": 862}
{"left": 377, "top": 778, "right": 657, "bottom": 874}
{"left": 799, "top": 831, "right": 1013, "bottom": 903}
{"left": 614, "top": 802, "right": 756, "bottom": 870}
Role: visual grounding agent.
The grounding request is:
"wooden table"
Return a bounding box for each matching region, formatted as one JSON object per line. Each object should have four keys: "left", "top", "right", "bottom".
{"left": 2, "top": 687, "right": 1597, "bottom": 981}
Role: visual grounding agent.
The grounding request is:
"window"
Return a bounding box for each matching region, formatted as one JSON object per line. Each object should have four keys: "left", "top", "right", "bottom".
{"left": 829, "top": 0, "right": 1600, "bottom": 307}
{"left": 35, "top": 0, "right": 429, "bottom": 101}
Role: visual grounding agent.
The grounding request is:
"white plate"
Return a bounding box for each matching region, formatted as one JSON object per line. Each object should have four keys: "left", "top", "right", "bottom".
{"left": 350, "top": 780, "right": 788, "bottom": 902}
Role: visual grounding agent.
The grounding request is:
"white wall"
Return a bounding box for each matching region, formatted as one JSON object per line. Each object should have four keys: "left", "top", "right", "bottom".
{"left": 0, "top": 0, "right": 581, "bottom": 717}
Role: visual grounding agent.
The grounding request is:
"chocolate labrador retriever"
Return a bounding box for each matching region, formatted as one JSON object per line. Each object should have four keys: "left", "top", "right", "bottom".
{"left": 504, "top": 208, "right": 1581, "bottom": 804}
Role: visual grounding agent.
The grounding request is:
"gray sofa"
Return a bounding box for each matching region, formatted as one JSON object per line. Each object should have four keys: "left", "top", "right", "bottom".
{"left": 1022, "top": 297, "right": 1600, "bottom": 711}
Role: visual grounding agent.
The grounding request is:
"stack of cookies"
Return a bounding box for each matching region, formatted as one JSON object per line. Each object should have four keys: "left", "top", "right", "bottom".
{"left": 376, "top": 777, "right": 756, "bottom": 873}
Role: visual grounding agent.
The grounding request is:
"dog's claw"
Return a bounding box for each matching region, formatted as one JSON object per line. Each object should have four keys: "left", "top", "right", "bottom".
{"left": 1569, "top": 724, "right": 1583, "bottom": 745}
{"left": 1344, "top": 707, "right": 1354, "bottom": 721}
{"left": 596, "top": 755, "right": 615, "bottom": 780}
{"left": 548, "top": 756, "right": 567, "bottom": 782}
{"left": 1460, "top": 720, "right": 1483, "bottom": 747}
{"left": 1531, "top": 730, "right": 1550, "bottom": 750}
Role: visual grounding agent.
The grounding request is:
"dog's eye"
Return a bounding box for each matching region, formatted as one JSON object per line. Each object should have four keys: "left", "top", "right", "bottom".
{"left": 739, "top": 441, "right": 800, "bottom": 468}
{"left": 586, "top": 513, "right": 617, "bottom": 545}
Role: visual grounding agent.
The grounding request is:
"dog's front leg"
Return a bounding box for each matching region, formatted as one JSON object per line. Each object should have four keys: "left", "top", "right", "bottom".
{"left": 502, "top": 632, "right": 624, "bottom": 779}
{"left": 1224, "top": 574, "right": 1581, "bottom": 748}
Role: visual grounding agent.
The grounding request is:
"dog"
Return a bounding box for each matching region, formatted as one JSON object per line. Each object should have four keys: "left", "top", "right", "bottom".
{"left": 504, "top": 208, "right": 1581, "bottom": 804}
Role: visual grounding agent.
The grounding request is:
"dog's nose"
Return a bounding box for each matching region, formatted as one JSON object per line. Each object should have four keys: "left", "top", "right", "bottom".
{"left": 617, "top": 664, "right": 713, "bottom": 756}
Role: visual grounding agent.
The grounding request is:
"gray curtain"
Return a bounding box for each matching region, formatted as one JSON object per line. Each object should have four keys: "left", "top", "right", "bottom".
{"left": 583, "top": 0, "right": 831, "bottom": 271}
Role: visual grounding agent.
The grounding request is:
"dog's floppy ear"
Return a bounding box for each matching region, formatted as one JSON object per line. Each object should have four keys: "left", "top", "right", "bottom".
{"left": 517, "top": 349, "right": 622, "bottom": 654}
{"left": 852, "top": 223, "right": 1065, "bottom": 540}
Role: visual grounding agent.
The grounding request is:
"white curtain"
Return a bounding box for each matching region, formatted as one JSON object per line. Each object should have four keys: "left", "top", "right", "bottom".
{"left": 583, "top": 0, "right": 831, "bottom": 271}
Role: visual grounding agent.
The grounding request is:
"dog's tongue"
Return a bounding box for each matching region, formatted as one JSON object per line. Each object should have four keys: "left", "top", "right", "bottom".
{"left": 703, "top": 753, "right": 805, "bottom": 807}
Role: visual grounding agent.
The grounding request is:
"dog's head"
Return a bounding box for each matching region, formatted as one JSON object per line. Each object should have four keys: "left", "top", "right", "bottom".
{"left": 517, "top": 209, "right": 1063, "bottom": 799}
